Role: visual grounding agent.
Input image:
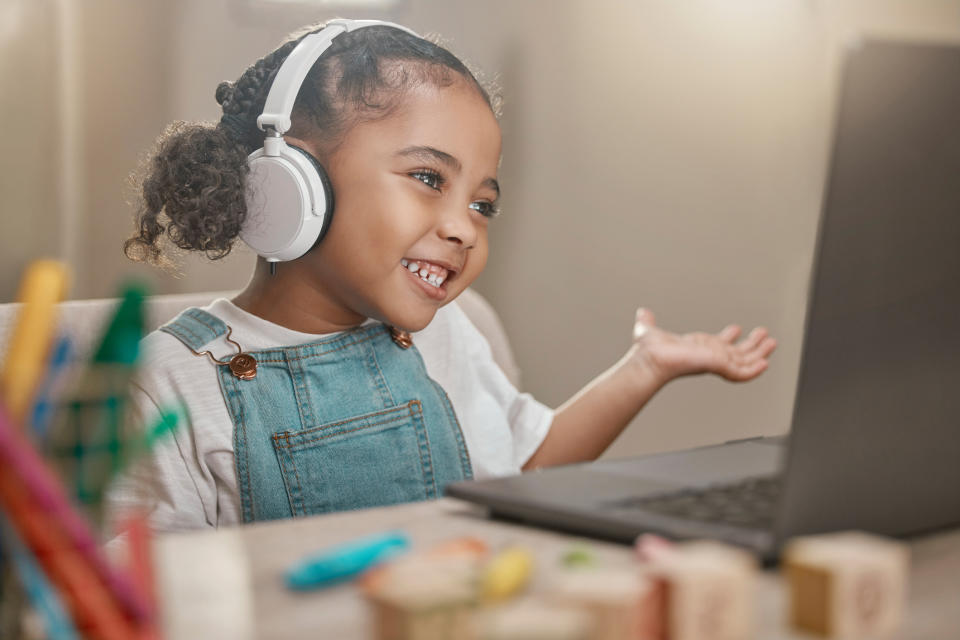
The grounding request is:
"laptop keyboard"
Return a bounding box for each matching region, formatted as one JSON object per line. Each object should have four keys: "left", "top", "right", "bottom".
{"left": 614, "top": 475, "right": 782, "bottom": 530}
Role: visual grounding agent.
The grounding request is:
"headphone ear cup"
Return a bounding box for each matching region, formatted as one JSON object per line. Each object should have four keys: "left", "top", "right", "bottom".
{"left": 288, "top": 144, "right": 335, "bottom": 248}
{"left": 241, "top": 140, "right": 335, "bottom": 261}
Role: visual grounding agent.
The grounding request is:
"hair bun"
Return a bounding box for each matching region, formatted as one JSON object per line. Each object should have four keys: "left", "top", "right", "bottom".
{"left": 215, "top": 81, "right": 235, "bottom": 106}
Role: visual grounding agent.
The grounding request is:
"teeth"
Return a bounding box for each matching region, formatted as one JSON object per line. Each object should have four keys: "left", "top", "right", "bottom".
{"left": 402, "top": 258, "right": 450, "bottom": 288}
{"left": 417, "top": 272, "right": 445, "bottom": 288}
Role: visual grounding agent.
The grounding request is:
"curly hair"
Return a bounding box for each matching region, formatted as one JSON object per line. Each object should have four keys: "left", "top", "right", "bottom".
{"left": 125, "top": 23, "right": 499, "bottom": 265}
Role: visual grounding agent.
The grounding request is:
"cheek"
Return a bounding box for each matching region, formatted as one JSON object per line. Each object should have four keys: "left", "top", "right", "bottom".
{"left": 461, "top": 229, "right": 490, "bottom": 284}
{"left": 324, "top": 195, "right": 406, "bottom": 260}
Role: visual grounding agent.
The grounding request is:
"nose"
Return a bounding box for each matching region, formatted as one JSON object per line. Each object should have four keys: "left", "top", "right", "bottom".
{"left": 436, "top": 202, "right": 477, "bottom": 249}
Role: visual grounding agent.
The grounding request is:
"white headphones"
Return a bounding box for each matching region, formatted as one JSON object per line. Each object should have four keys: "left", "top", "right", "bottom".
{"left": 240, "top": 19, "right": 418, "bottom": 262}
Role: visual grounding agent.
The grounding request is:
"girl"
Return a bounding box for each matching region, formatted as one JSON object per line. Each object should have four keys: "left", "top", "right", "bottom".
{"left": 108, "top": 20, "right": 776, "bottom": 531}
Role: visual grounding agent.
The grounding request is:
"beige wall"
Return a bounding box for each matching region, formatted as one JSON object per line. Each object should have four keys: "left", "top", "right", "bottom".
{"left": 1, "top": 0, "right": 61, "bottom": 298}
{"left": 3, "top": 0, "right": 959, "bottom": 457}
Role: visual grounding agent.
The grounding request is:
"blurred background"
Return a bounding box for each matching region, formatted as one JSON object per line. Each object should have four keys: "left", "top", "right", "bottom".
{"left": 2, "top": 0, "right": 959, "bottom": 459}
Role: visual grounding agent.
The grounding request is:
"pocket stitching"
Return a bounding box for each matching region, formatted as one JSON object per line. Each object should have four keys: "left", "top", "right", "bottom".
{"left": 274, "top": 443, "right": 303, "bottom": 516}
{"left": 415, "top": 405, "right": 438, "bottom": 498}
{"left": 272, "top": 401, "right": 419, "bottom": 448}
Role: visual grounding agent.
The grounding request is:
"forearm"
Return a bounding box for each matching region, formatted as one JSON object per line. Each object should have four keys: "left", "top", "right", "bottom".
{"left": 522, "top": 345, "right": 666, "bottom": 470}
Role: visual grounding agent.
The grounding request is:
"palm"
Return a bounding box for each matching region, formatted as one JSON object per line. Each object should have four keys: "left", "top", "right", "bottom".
{"left": 632, "top": 309, "right": 776, "bottom": 383}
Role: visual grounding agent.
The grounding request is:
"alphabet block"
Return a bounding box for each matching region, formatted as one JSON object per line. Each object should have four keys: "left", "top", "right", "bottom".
{"left": 783, "top": 531, "right": 909, "bottom": 638}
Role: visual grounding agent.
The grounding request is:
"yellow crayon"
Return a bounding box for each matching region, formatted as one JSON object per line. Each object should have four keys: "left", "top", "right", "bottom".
{"left": 481, "top": 546, "right": 534, "bottom": 603}
{"left": 1, "top": 260, "right": 69, "bottom": 423}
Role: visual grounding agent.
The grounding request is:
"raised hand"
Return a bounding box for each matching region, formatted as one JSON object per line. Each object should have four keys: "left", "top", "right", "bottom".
{"left": 630, "top": 308, "right": 776, "bottom": 384}
{"left": 524, "top": 307, "right": 778, "bottom": 469}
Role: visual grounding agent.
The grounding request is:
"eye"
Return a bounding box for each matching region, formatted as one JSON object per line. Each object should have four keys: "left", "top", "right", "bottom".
{"left": 409, "top": 169, "right": 444, "bottom": 191}
{"left": 469, "top": 201, "right": 500, "bottom": 219}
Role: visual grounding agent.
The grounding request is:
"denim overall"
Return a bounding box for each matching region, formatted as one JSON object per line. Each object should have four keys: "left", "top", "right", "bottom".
{"left": 161, "top": 308, "right": 473, "bottom": 523}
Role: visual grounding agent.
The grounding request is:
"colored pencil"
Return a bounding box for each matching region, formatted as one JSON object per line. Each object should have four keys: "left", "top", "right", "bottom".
{"left": 28, "top": 334, "right": 74, "bottom": 444}
{"left": 0, "top": 260, "right": 69, "bottom": 423}
{"left": 1, "top": 514, "right": 80, "bottom": 640}
{"left": 0, "top": 402, "right": 150, "bottom": 621}
{"left": 123, "top": 514, "right": 160, "bottom": 640}
{"left": 0, "top": 464, "right": 137, "bottom": 639}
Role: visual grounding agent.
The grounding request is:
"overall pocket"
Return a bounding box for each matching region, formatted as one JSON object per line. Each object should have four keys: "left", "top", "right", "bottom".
{"left": 271, "top": 400, "right": 436, "bottom": 516}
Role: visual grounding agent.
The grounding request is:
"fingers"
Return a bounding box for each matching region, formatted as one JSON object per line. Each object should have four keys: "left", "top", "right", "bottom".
{"left": 737, "top": 327, "right": 768, "bottom": 351}
{"left": 741, "top": 331, "right": 777, "bottom": 361}
{"left": 756, "top": 336, "right": 777, "bottom": 359}
{"left": 635, "top": 308, "right": 656, "bottom": 326}
{"left": 633, "top": 308, "right": 656, "bottom": 341}
{"left": 725, "top": 358, "right": 770, "bottom": 382}
{"left": 717, "top": 324, "right": 741, "bottom": 344}
{"left": 724, "top": 334, "right": 777, "bottom": 381}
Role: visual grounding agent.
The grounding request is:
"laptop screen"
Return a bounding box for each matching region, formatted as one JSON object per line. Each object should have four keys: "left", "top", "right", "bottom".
{"left": 776, "top": 39, "right": 960, "bottom": 543}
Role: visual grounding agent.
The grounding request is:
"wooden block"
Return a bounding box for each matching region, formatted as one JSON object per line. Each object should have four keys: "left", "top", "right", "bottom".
{"left": 546, "top": 567, "right": 652, "bottom": 640}
{"left": 371, "top": 598, "right": 475, "bottom": 640}
{"left": 365, "top": 554, "right": 480, "bottom": 640}
{"left": 783, "top": 531, "right": 909, "bottom": 638}
{"left": 474, "top": 599, "right": 593, "bottom": 640}
{"left": 642, "top": 540, "right": 758, "bottom": 640}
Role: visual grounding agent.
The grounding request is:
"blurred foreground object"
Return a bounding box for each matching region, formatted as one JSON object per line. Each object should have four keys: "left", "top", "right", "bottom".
{"left": 45, "top": 286, "right": 146, "bottom": 526}
{"left": 0, "top": 260, "right": 69, "bottom": 423}
{"left": 481, "top": 547, "right": 535, "bottom": 603}
{"left": 366, "top": 551, "right": 480, "bottom": 640}
{"left": 285, "top": 531, "right": 409, "bottom": 591}
{"left": 474, "top": 600, "right": 593, "bottom": 640}
{"left": 0, "top": 400, "right": 150, "bottom": 638}
{"left": 784, "top": 531, "right": 909, "bottom": 638}
{"left": 546, "top": 567, "right": 650, "bottom": 640}
{"left": 0, "top": 271, "right": 168, "bottom": 639}
{"left": 638, "top": 540, "right": 757, "bottom": 640}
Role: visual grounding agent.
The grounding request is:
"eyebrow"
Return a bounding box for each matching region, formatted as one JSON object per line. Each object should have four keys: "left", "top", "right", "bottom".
{"left": 396, "top": 145, "right": 501, "bottom": 200}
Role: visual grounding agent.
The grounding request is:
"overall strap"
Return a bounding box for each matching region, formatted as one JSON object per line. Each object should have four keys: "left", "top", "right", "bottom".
{"left": 159, "top": 307, "right": 229, "bottom": 351}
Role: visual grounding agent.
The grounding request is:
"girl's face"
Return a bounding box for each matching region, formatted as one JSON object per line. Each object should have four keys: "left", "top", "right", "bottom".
{"left": 295, "top": 78, "right": 502, "bottom": 332}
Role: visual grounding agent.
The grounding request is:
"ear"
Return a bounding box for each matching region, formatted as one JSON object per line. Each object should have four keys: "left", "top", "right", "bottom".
{"left": 283, "top": 136, "right": 323, "bottom": 162}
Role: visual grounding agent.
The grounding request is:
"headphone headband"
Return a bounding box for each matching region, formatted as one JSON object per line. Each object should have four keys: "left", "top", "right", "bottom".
{"left": 257, "top": 19, "right": 419, "bottom": 136}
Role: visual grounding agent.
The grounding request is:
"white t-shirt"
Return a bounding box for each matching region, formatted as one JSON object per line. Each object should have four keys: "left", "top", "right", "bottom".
{"left": 105, "top": 299, "right": 553, "bottom": 532}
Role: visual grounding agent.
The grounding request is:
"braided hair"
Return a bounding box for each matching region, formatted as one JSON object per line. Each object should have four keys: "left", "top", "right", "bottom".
{"left": 125, "top": 23, "right": 498, "bottom": 265}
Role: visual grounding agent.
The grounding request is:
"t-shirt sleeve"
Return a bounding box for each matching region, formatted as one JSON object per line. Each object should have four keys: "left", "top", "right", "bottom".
{"left": 104, "top": 380, "right": 212, "bottom": 534}
{"left": 452, "top": 304, "right": 554, "bottom": 470}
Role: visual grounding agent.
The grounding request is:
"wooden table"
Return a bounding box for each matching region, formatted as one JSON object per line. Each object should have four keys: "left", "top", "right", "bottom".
{"left": 154, "top": 498, "right": 960, "bottom": 640}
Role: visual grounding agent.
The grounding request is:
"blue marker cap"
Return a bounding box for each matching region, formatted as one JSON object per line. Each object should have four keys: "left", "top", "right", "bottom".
{"left": 285, "top": 531, "right": 410, "bottom": 591}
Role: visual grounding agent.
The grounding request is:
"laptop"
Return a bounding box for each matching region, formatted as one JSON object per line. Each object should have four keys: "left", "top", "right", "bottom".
{"left": 446, "top": 39, "right": 960, "bottom": 561}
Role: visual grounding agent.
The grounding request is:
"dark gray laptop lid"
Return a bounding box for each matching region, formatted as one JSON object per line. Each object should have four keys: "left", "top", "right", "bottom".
{"left": 774, "top": 39, "right": 960, "bottom": 543}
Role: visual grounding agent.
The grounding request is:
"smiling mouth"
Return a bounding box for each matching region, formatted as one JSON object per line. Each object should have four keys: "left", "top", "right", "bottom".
{"left": 401, "top": 258, "right": 453, "bottom": 289}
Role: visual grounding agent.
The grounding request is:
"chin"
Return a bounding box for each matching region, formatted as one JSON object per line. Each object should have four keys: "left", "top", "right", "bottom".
{"left": 394, "top": 315, "right": 435, "bottom": 333}
{"left": 383, "top": 305, "right": 439, "bottom": 333}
